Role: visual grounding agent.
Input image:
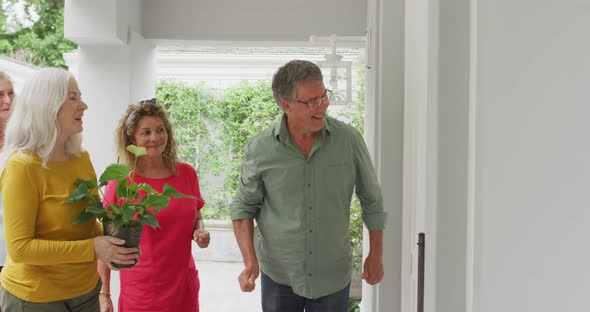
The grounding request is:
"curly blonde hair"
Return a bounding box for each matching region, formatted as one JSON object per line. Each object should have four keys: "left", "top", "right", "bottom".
{"left": 115, "top": 99, "right": 178, "bottom": 174}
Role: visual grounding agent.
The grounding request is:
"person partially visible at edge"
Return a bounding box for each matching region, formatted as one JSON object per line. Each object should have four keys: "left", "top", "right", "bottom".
{"left": 230, "top": 59, "right": 386, "bottom": 312}
{"left": 98, "top": 99, "right": 210, "bottom": 312}
{"left": 0, "top": 71, "right": 15, "bottom": 276}
{"left": 0, "top": 71, "right": 15, "bottom": 146}
{"left": 0, "top": 68, "right": 139, "bottom": 312}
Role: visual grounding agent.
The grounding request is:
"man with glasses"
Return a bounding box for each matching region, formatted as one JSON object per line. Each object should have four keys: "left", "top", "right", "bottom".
{"left": 231, "top": 60, "right": 385, "bottom": 311}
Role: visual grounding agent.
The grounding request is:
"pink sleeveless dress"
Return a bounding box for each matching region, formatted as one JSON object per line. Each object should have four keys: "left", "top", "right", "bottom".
{"left": 103, "top": 163, "right": 205, "bottom": 312}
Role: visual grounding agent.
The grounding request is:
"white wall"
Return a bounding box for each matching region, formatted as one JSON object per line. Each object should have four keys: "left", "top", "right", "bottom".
{"left": 469, "top": 0, "right": 590, "bottom": 311}
{"left": 64, "top": 0, "right": 128, "bottom": 45}
{"left": 363, "top": 0, "right": 404, "bottom": 311}
{"left": 0, "top": 56, "right": 38, "bottom": 92}
{"left": 142, "top": 0, "right": 367, "bottom": 42}
{"left": 402, "top": 0, "right": 440, "bottom": 310}
{"left": 72, "top": 31, "right": 155, "bottom": 176}
{"left": 436, "top": 0, "right": 471, "bottom": 311}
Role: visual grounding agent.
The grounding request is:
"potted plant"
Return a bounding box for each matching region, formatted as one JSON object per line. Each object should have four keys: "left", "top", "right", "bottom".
{"left": 64, "top": 145, "right": 192, "bottom": 268}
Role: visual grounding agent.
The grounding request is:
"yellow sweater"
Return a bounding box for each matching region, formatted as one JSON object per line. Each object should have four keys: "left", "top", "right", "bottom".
{"left": 0, "top": 151, "right": 100, "bottom": 302}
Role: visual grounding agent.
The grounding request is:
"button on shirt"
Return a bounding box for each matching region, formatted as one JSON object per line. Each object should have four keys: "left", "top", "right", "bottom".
{"left": 230, "top": 115, "right": 385, "bottom": 299}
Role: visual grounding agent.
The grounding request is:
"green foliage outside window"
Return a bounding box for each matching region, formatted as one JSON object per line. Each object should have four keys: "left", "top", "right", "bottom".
{"left": 0, "top": 0, "right": 76, "bottom": 68}
{"left": 334, "top": 67, "right": 366, "bottom": 273}
{"left": 157, "top": 81, "right": 280, "bottom": 220}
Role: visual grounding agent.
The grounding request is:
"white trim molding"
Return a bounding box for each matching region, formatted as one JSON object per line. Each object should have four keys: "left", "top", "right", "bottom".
{"left": 466, "top": 0, "right": 478, "bottom": 311}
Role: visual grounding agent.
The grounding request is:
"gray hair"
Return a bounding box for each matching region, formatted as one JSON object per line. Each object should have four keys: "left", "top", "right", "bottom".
{"left": 271, "top": 60, "right": 323, "bottom": 110}
{"left": 0, "top": 71, "right": 12, "bottom": 81}
{"left": 0, "top": 68, "right": 82, "bottom": 168}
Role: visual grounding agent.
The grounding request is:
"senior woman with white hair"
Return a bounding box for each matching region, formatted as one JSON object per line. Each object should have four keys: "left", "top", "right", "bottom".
{"left": 0, "top": 71, "right": 16, "bottom": 298}
{"left": 0, "top": 71, "right": 15, "bottom": 144}
{"left": 0, "top": 68, "right": 138, "bottom": 312}
{"left": 0, "top": 71, "right": 15, "bottom": 273}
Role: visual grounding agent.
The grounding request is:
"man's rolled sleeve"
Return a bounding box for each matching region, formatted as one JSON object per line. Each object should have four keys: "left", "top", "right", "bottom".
{"left": 358, "top": 188, "right": 386, "bottom": 230}
{"left": 362, "top": 209, "right": 386, "bottom": 230}
{"left": 230, "top": 143, "right": 263, "bottom": 221}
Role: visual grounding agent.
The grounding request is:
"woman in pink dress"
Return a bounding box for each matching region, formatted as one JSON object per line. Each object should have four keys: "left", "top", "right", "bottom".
{"left": 98, "top": 98, "right": 210, "bottom": 312}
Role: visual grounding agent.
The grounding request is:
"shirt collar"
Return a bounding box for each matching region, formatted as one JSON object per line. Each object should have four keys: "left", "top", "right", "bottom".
{"left": 274, "top": 113, "right": 333, "bottom": 143}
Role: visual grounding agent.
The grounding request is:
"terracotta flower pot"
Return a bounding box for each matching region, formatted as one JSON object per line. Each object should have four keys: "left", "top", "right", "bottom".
{"left": 103, "top": 221, "right": 143, "bottom": 269}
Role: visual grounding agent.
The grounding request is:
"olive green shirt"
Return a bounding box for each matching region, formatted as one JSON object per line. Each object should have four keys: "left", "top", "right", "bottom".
{"left": 230, "top": 114, "right": 385, "bottom": 299}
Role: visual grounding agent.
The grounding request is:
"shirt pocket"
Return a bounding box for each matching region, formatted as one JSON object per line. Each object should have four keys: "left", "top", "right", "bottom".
{"left": 319, "top": 162, "right": 355, "bottom": 200}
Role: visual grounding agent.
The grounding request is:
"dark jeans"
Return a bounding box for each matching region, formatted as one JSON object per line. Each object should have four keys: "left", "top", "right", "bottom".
{"left": 261, "top": 271, "right": 350, "bottom": 312}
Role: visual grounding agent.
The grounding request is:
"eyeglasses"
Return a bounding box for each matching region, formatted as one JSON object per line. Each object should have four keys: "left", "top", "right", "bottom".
{"left": 296, "top": 89, "right": 332, "bottom": 110}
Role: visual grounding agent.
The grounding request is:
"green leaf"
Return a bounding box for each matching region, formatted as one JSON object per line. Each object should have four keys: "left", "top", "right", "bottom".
{"left": 85, "top": 194, "right": 101, "bottom": 204}
{"left": 129, "top": 181, "right": 138, "bottom": 197}
{"left": 86, "top": 201, "right": 106, "bottom": 215}
{"left": 122, "top": 202, "right": 136, "bottom": 222}
{"left": 138, "top": 183, "right": 157, "bottom": 194}
{"left": 127, "top": 145, "right": 147, "bottom": 157}
{"left": 65, "top": 183, "right": 88, "bottom": 203}
{"left": 99, "top": 164, "right": 131, "bottom": 184}
{"left": 109, "top": 204, "right": 122, "bottom": 215}
{"left": 87, "top": 179, "right": 98, "bottom": 189}
{"left": 74, "top": 178, "right": 98, "bottom": 189}
{"left": 137, "top": 212, "right": 159, "bottom": 228}
{"left": 72, "top": 210, "right": 94, "bottom": 224}
{"left": 143, "top": 194, "right": 169, "bottom": 211}
{"left": 113, "top": 215, "right": 126, "bottom": 230}
{"left": 162, "top": 183, "right": 194, "bottom": 199}
{"left": 116, "top": 180, "right": 129, "bottom": 199}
